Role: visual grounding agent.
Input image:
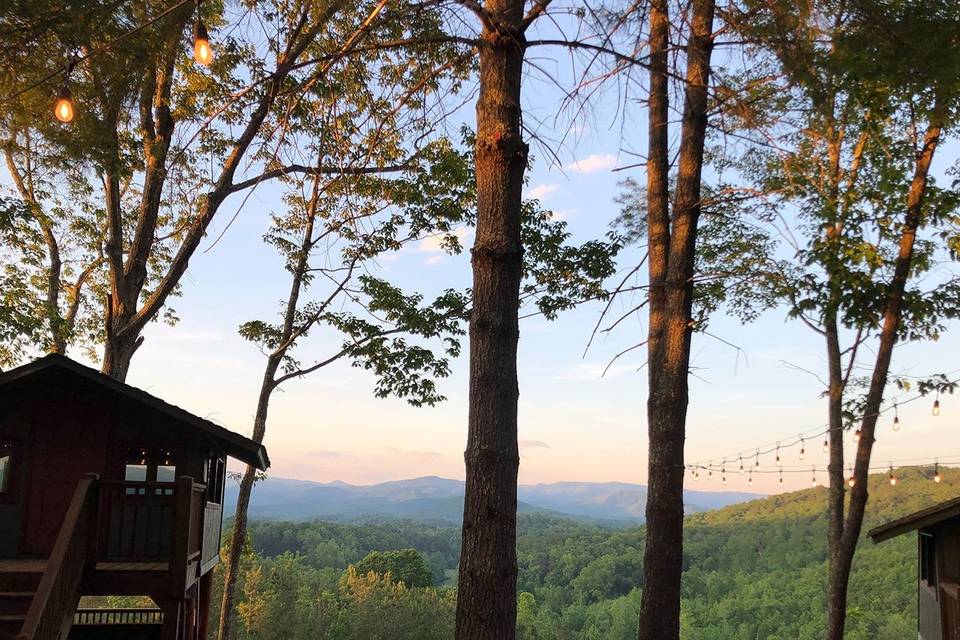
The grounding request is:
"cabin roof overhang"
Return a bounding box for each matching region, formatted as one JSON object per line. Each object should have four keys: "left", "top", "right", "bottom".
{"left": 0, "top": 353, "right": 269, "bottom": 470}
{"left": 868, "top": 496, "right": 960, "bottom": 543}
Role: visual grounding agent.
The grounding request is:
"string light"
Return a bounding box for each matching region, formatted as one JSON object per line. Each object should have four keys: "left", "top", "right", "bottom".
{"left": 822, "top": 439, "right": 829, "bottom": 453}
{"left": 853, "top": 429, "right": 861, "bottom": 444}
{"left": 748, "top": 471, "right": 753, "bottom": 487}
{"left": 892, "top": 401, "right": 900, "bottom": 431}
{"left": 755, "top": 450, "right": 760, "bottom": 468}
{"left": 779, "top": 470, "right": 784, "bottom": 487}
{"left": 53, "top": 59, "right": 76, "bottom": 123}
{"left": 193, "top": 2, "right": 214, "bottom": 66}
{"left": 934, "top": 462, "right": 942, "bottom": 483}
{"left": 739, "top": 456, "right": 744, "bottom": 475}
{"left": 722, "top": 462, "right": 727, "bottom": 486}
{"left": 799, "top": 436, "right": 805, "bottom": 461}
{"left": 889, "top": 465, "right": 897, "bottom": 486}
{"left": 933, "top": 393, "right": 941, "bottom": 417}
{"left": 775, "top": 444, "right": 782, "bottom": 467}
{"left": 811, "top": 466, "right": 817, "bottom": 487}
{"left": 847, "top": 467, "right": 856, "bottom": 487}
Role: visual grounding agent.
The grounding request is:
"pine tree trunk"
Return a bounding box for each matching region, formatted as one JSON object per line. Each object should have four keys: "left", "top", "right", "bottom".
{"left": 637, "top": 2, "right": 714, "bottom": 639}
{"left": 216, "top": 462, "right": 257, "bottom": 640}
{"left": 824, "top": 111, "right": 943, "bottom": 640}
{"left": 455, "top": 1, "right": 526, "bottom": 637}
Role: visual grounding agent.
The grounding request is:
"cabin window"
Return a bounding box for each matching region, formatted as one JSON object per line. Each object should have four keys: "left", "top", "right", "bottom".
{"left": 206, "top": 456, "right": 224, "bottom": 505}
{"left": 0, "top": 442, "right": 13, "bottom": 494}
{"left": 156, "top": 465, "right": 176, "bottom": 483}
{"left": 920, "top": 532, "right": 937, "bottom": 587}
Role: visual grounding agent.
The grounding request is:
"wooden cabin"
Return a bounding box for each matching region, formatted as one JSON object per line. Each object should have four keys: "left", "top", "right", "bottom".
{"left": 0, "top": 354, "right": 269, "bottom": 640}
{"left": 869, "top": 496, "right": 960, "bottom": 640}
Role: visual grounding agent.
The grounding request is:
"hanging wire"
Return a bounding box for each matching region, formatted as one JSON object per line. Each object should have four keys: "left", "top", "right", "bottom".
{"left": 686, "top": 378, "right": 957, "bottom": 469}
{"left": 3, "top": 0, "right": 195, "bottom": 105}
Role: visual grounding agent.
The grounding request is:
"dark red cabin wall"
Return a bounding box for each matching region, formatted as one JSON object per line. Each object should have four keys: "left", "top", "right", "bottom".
{"left": 1, "top": 377, "right": 214, "bottom": 558}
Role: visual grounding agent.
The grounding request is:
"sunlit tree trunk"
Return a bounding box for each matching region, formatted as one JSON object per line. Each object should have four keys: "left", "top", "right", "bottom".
{"left": 637, "top": 1, "right": 714, "bottom": 639}
{"left": 825, "top": 110, "right": 943, "bottom": 640}
{"left": 455, "top": 0, "right": 527, "bottom": 637}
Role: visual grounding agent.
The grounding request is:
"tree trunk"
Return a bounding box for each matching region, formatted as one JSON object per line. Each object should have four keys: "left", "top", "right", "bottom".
{"left": 455, "top": 1, "right": 526, "bottom": 638}
{"left": 824, "top": 112, "right": 943, "bottom": 640}
{"left": 637, "top": 2, "right": 714, "bottom": 639}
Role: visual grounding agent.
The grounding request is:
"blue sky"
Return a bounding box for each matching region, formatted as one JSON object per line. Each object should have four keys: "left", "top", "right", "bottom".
{"left": 5, "top": 24, "right": 959, "bottom": 495}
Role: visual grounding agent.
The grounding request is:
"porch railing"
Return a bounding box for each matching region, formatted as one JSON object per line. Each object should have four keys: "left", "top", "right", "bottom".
{"left": 73, "top": 608, "right": 163, "bottom": 625}
{"left": 17, "top": 474, "right": 99, "bottom": 640}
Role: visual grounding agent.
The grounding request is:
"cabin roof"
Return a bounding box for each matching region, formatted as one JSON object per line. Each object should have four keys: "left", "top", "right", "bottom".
{"left": 0, "top": 354, "right": 269, "bottom": 470}
{"left": 868, "top": 496, "right": 960, "bottom": 543}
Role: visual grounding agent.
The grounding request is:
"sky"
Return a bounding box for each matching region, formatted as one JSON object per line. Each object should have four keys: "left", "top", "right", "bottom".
{"left": 5, "top": 16, "right": 960, "bottom": 496}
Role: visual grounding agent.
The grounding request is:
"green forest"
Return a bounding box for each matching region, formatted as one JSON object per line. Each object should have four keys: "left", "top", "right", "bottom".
{"left": 208, "top": 466, "right": 954, "bottom": 640}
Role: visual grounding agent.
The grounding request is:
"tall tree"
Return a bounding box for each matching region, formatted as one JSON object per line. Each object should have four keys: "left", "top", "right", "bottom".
{"left": 454, "top": 0, "right": 533, "bottom": 635}
{"left": 1, "top": 0, "right": 427, "bottom": 380}
{"left": 636, "top": 1, "right": 715, "bottom": 638}
{"left": 728, "top": 0, "right": 960, "bottom": 635}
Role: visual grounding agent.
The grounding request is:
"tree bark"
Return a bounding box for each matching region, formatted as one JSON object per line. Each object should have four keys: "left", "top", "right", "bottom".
{"left": 637, "top": 2, "right": 714, "bottom": 639}
{"left": 455, "top": 1, "right": 527, "bottom": 638}
{"left": 824, "top": 112, "right": 943, "bottom": 640}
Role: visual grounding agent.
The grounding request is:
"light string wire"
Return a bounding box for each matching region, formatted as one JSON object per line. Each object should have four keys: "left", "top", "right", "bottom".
{"left": 686, "top": 456, "right": 957, "bottom": 474}
{"left": 685, "top": 377, "right": 959, "bottom": 472}
{"left": 2, "top": 0, "right": 194, "bottom": 105}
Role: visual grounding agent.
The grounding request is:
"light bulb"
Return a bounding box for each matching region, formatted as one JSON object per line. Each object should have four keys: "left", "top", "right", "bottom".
{"left": 812, "top": 476, "right": 817, "bottom": 486}
{"left": 739, "top": 457, "right": 744, "bottom": 475}
{"left": 194, "top": 21, "right": 213, "bottom": 65}
{"left": 748, "top": 473, "right": 753, "bottom": 487}
{"left": 776, "top": 446, "right": 782, "bottom": 467}
{"left": 54, "top": 86, "right": 74, "bottom": 123}
{"left": 722, "top": 474, "right": 727, "bottom": 486}
{"left": 822, "top": 440, "right": 829, "bottom": 453}
{"left": 800, "top": 447, "right": 805, "bottom": 461}
{"left": 848, "top": 475, "right": 856, "bottom": 488}
{"left": 889, "top": 471, "right": 897, "bottom": 486}
{"left": 934, "top": 463, "right": 941, "bottom": 483}
{"left": 779, "top": 473, "right": 784, "bottom": 486}
{"left": 893, "top": 415, "right": 900, "bottom": 431}
{"left": 853, "top": 429, "right": 861, "bottom": 443}
{"left": 933, "top": 399, "right": 941, "bottom": 416}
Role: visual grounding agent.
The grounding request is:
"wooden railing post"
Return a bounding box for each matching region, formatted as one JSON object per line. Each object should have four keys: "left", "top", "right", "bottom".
{"left": 171, "top": 476, "right": 195, "bottom": 595}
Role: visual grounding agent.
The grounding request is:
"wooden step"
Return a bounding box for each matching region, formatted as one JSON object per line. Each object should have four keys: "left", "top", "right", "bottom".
{"left": 0, "top": 614, "right": 26, "bottom": 640}
{"left": 0, "top": 560, "right": 46, "bottom": 592}
{"left": 0, "top": 592, "right": 34, "bottom": 616}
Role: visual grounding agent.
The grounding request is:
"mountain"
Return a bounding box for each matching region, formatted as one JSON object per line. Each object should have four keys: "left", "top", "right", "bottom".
{"left": 225, "top": 475, "right": 762, "bottom": 523}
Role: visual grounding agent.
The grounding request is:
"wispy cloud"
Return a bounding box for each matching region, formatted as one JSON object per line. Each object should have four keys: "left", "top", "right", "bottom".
{"left": 418, "top": 227, "right": 473, "bottom": 253}
{"left": 425, "top": 255, "right": 446, "bottom": 267}
{"left": 527, "top": 183, "right": 559, "bottom": 200}
{"left": 553, "top": 362, "right": 640, "bottom": 381}
{"left": 383, "top": 446, "right": 445, "bottom": 463}
{"left": 566, "top": 154, "right": 617, "bottom": 174}
{"left": 519, "top": 439, "right": 550, "bottom": 450}
{"left": 305, "top": 449, "right": 348, "bottom": 459}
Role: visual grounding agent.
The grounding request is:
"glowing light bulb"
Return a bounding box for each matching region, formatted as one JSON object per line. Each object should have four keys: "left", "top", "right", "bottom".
{"left": 739, "top": 456, "right": 744, "bottom": 475}
{"left": 847, "top": 474, "right": 856, "bottom": 488}
{"left": 933, "top": 399, "right": 941, "bottom": 416}
{"left": 853, "top": 429, "right": 861, "bottom": 443}
{"left": 194, "top": 21, "right": 213, "bottom": 65}
{"left": 748, "top": 473, "right": 753, "bottom": 487}
{"left": 776, "top": 445, "right": 782, "bottom": 467}
{"left": 822, "top": 440, "right": 829, "bottom": 453}
{"left": 892, "top": 415, "right": 900, "bottom": 431}
{"left": 934, "top": 463, "right": 942, "bottom": 484}
{"left": 54, "top": 86, "right": 74, "bottom": 123}
{"left": 779, "top": 473, "right": 784, "bottom": 487}
{"left": 799, "top": 447, "right": 805, "bottom": 461}
{"left": 889, "top": 467, "right": 897, "bottom": 486}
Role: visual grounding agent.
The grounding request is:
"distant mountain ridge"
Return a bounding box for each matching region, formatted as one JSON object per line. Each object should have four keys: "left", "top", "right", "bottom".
{"left": 226, "top": 475, "right": 762, "bottom": 524}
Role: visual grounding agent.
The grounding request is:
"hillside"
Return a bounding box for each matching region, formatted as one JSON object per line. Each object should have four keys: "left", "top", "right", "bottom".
{"left": 226, "top": 475, "right": 761, "bottom": 523}
{"left": 224, "top": 466, "right": 957, "bottom": 639}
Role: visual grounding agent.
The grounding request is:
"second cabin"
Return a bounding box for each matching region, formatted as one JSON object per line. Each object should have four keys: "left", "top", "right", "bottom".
{"left": 0, "top": 354, "right": 269, "bottom": 640}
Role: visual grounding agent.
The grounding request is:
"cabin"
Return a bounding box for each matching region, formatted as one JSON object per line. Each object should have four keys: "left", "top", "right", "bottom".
{"left": 0, "top": 354, "right": 268, "bottom": 640}
{"left": 869, "top": 496, "right": 960, "bottom": 640}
